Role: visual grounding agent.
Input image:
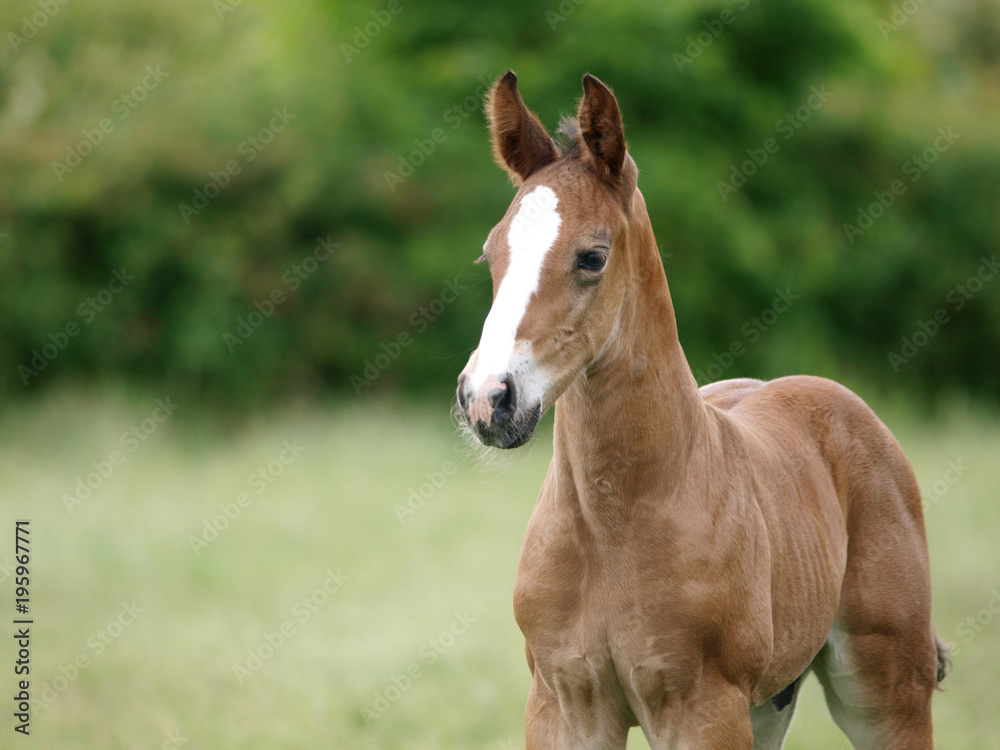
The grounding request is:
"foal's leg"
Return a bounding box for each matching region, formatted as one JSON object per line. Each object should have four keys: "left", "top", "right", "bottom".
{"left": 811, "top": 626, "right": 937, "bottom": 750}
{"left": 523, "top": 673, "right": 630, "bottom": 750}
{"left": 638, "top": 674, "right": 754, "bottom": 750}
{"left": 749, "top": 675, "right": 804, "bottom": 750}
{"left": 810, "top": 441, "right": 939, "bottom": 748}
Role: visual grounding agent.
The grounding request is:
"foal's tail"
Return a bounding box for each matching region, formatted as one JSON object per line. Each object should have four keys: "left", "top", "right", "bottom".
{"left": 934, "top": 635, "right": 952, "bottom": 689}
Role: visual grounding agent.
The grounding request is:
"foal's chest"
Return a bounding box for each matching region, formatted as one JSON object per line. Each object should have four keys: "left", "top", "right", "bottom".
{"left": 513, "top": 490, "right": 771, "bottom": 717}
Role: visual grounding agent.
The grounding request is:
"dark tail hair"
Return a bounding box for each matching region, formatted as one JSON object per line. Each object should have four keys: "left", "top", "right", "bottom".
{"left": 935, "top": 636, "right": 952, "bottom": 688}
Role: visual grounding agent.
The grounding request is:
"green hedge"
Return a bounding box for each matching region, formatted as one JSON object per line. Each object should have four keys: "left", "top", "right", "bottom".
{"left": 1, "top": 0, "right": 998, "bottom": 404}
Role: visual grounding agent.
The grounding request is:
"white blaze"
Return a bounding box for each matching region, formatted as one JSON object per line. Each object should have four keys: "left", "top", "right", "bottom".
{"left": 471, "top": 185, "right": 561, "bottom": 389}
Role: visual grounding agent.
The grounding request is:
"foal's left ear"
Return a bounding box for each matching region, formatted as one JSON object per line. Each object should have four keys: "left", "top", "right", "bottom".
{"left": 577, "top": 75, "right": 635, "bottom": 199}
{"left": 487, "top": 71, "right": 559, "bottom": 186}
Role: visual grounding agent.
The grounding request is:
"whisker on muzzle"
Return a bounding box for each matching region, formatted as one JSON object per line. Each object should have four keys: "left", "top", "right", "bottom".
{"left": 451, "top": 396, "right": 533, "bottom": 475}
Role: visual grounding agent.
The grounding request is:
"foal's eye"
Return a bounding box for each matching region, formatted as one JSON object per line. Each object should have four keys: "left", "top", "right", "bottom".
{"left": 577, "top": 248, "right": 609, "bottom": 272}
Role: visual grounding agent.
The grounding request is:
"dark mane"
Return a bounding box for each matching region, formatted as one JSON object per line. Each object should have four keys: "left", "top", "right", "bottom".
{"left": 555, "top": 115, "right": 583, "bottom": 158}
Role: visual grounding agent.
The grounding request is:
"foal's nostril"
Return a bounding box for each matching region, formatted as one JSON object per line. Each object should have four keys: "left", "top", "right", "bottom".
{"left": 487, "top": 385, "right": 507, "bottom": 409}
{"left": 491, "top": 373, "right": 516, "bottom": 419}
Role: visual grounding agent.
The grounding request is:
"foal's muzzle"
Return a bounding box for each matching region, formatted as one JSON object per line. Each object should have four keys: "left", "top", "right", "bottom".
{"left": 457, "top": 372, "right": 540, "bottom": 448}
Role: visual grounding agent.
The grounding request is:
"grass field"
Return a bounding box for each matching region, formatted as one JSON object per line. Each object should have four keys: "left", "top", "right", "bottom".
{"left": 1, "top": 388, "right": 998, "bottom": 749}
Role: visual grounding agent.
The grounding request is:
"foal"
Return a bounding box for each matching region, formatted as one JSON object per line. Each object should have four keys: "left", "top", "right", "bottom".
{"left": 456, "top": 71, "right": 946, "bottom": 749}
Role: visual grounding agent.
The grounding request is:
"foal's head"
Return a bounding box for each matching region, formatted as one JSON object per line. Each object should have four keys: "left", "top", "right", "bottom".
{"left": 457, "top": 72, "right": 644, "bottom": 448}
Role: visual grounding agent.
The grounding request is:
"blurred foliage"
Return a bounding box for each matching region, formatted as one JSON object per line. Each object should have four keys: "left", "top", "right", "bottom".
{"left": 0, "top": 0, "right": 998, "bottom": 405}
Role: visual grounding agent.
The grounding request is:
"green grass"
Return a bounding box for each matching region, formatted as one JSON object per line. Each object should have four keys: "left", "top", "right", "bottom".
{"left": 1, "top": 389, "right": 998, "bottom": 748}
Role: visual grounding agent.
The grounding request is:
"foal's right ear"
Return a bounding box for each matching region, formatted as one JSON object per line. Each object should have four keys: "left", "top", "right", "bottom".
{"left": 577, "top": 74, "right": 627, "bottom": 182}
{"left": 487, "top": 71, "right": 559, "bottom": 186}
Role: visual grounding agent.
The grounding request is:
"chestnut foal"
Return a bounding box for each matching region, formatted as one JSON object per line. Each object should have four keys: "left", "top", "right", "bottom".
{"left": 456, "top": 72, "right": 946, "bottom": 749}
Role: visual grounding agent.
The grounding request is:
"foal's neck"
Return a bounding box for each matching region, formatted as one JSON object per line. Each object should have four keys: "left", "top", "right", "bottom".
{"left": 552, "top": 200, "right": 707, "bottom": 517}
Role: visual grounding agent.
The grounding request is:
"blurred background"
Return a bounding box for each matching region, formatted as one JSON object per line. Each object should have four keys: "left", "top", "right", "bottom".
{"left": 1, "top": 0, "right": 998, "bottom": 747}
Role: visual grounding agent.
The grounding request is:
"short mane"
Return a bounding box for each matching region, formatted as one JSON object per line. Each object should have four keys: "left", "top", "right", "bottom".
{"left": 555, "top": 115, "right": 582, "bottom": 159}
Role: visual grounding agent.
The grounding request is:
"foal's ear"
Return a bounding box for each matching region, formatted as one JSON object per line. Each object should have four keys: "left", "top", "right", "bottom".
{"left": 487, "top": 71, "right": 559, "bottom": 186}
{"left": 577, "top": 74, "right": 630, "bottom": 184}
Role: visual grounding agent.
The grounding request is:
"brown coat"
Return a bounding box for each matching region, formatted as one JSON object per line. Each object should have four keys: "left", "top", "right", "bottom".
{"left": 458, "top": 72, "right": 944, "bottom": 749}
